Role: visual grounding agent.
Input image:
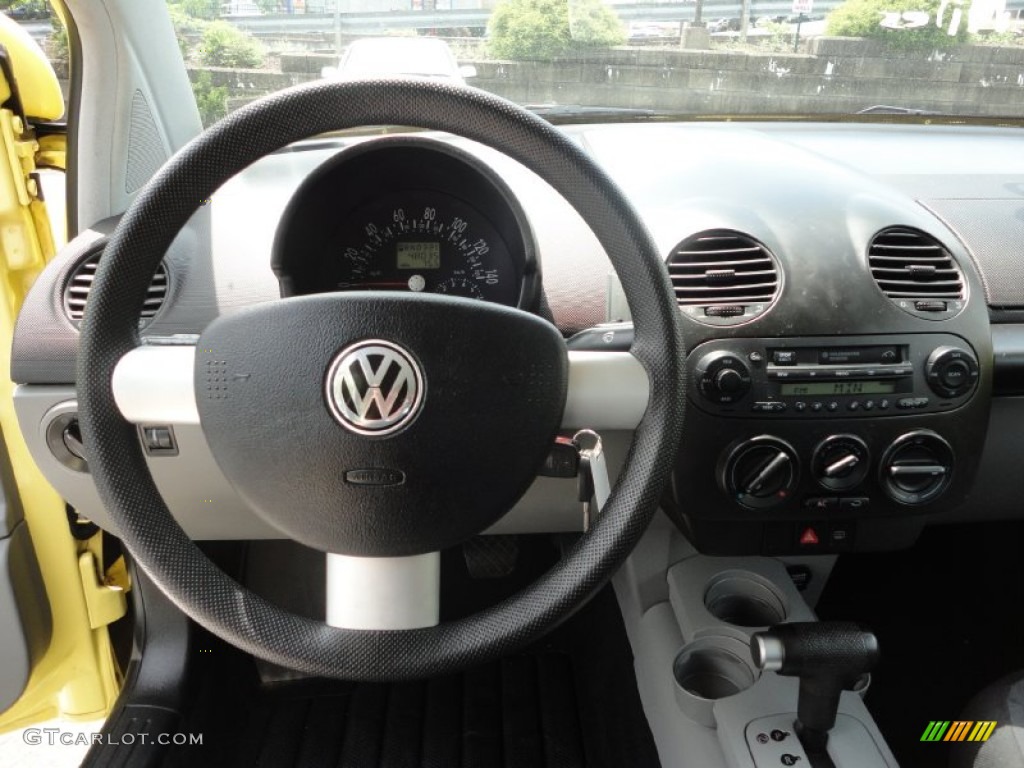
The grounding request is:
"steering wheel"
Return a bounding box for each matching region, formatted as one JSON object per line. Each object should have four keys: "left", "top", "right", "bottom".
{"left": 76, "top": 79, "right": 685, "bottom": 681}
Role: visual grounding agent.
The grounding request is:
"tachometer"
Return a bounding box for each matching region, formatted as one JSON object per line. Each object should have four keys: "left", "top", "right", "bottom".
{"left": 332, "top": 191, "right": 519, "bottom": 306}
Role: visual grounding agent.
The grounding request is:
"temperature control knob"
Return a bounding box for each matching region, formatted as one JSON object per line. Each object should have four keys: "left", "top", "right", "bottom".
{"left": 720, "top": 436, "right": 799, "bottom": 510}
{"left": 879, "top": 430, "right": 954, "bottom": 505}
{"left": 696, "top": 351, "right": 752, "bottom": 405}
{"left": 812, "top": 435, "right": 870, "bottom": 492}
{"left": 925, "top": 346, "right": 979, "bottom": 398}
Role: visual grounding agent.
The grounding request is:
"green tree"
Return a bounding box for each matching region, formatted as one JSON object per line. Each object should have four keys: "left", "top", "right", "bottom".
{"left": 826, "top": 0, "right": 971, "bottom": 49}
{"left": 191, "top": 70, "right": 228, "bottom": 126}
{"left": 199, "top": 20, "right": 265, "bottom": 67}
{"left": 488, "top": 0, "right": 625, "bottom": 61}
{"left": 1, "top": 0, "right": 48, "bottom": 17}
{"left": 175, "top": 0, "right": 220, "bottom": 20}
{"left": 167, "top": 4, "right": 209, "bottom": 61}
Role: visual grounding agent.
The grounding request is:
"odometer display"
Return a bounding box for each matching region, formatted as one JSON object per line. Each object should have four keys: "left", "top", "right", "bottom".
{"left": 397, "top": 242, "right": 441, "bottom": 270}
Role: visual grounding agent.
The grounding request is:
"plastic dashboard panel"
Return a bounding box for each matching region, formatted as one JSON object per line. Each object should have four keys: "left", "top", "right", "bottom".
{"left": 11, "top": 121, "right": 1024, "bottom": 549}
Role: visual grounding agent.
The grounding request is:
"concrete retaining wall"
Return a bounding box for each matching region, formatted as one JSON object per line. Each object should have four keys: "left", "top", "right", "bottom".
{"left": 196, "top": 38, "right": 1024, "bottom": 117}
{"left": 468, "top": 38, "right": 1024, "bottom": 115}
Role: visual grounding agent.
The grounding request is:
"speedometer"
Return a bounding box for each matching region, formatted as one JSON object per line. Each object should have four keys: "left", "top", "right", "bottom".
{"left": 332, "top": 191, "right": 519, "bottom": 306}
{"left": 272, "top": 137, "right": 537, "bottom": 310}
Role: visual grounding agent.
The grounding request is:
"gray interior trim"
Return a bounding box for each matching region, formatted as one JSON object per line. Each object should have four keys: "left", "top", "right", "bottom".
{"left": 0, "top": 522, "right": 52, "bottom": 713}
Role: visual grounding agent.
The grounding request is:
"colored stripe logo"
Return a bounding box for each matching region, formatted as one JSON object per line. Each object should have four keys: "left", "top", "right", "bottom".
{"left": 920, "top": 721, "right": 997, "bottom": 742}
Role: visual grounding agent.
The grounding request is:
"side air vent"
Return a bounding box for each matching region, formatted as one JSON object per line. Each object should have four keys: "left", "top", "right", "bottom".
{"left": 64, "top": 249, "right": 169, "bottom": 326}
{"left": 868, "top": 227, "right": 965, "bottom": 320}
{"left": 668, "top": 230, "right": 781, "bottom": 326}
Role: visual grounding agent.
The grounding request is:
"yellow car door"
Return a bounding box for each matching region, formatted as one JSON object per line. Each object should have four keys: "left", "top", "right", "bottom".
{"left": 0, "top": 8, "right": 124, "bottom": 736}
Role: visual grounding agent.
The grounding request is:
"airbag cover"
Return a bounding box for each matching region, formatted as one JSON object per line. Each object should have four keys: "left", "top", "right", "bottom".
{"left": 195, "top": 292, "right": 567, "bottom": 555}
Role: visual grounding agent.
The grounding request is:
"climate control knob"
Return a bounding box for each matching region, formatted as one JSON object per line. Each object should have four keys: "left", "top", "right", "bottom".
{"left": 925, "top": 346, "right": 979, "bottom": 398}
{"left": 812, "top": 434, "right": 870, "bottom": 492}
{"left": 879, "top": 430, "right": 954, "bottom": 505}
{"left": 720, "top": 436, "right": 799, "bottom": 510}
{"left": 697, "top": 351, "right": 752, "bottom": 404}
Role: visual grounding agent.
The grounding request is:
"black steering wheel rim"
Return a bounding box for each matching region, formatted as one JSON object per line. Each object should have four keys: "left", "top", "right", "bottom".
{"left": 77, "top": 79, "right": 686, "bottom": 681}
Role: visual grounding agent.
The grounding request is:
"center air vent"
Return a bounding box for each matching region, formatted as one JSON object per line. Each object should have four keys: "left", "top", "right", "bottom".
{"left": 668, "top": 230, "right": 781, "bottom": 326}
{"left": 64, "top": 248, "right": 169, "bottom": 326}
{"left": 868, "top": 227, "right": 965, "bottom": 320}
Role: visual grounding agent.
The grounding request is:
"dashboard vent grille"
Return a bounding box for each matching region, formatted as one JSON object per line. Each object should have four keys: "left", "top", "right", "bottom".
{"left": 868, "top": 227, "right": 965, "bottom": 318}
{"left": 64, "top": 250, "right": 169, "bottom": 325}
{"left": 668, "top": 230, "right": 780, "bottom": 325}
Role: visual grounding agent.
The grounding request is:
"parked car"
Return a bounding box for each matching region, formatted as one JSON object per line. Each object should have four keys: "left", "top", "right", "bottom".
{"left": 321, "top": 37, "right": 477, "bottom": 84}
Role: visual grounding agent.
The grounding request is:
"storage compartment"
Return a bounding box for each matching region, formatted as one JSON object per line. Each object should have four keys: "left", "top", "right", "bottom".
{"left": 672, "top": 635, "right": 758, "bottom": 726}
{"left": 703, "top": 570, "right": 787, "bottom": 627}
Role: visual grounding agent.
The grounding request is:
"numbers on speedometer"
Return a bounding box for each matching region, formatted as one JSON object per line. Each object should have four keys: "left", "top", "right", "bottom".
{"left": 331, "top": 191, "right": 520, "bottom": 306}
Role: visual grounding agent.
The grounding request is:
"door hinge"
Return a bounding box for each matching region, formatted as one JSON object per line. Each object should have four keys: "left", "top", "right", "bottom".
{"left": 78, "top": 552, "right": 129, "bottom": 630}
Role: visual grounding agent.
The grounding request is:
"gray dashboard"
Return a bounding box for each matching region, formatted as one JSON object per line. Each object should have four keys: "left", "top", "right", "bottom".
{"left": 11, "top": 121, "right": 1024, "bottom": 548}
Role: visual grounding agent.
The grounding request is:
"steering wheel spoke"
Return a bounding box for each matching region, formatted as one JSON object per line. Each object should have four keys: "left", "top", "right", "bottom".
{"left": 326, "top": 551, "right": 440, "bottom": 630}
{"left": 110, "top": 344, "right": 650, "bottom": 431}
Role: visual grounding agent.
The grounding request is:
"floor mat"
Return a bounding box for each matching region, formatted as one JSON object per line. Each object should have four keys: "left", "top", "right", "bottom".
{"left": 165, "top": 539, "right": 660, "bottom": 768}
{"left": 817, "top": 521, "right": 1024, "bottom": 768}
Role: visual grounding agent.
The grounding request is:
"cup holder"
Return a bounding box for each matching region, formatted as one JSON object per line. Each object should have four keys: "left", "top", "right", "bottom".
{"left": 704, "top": 570, "right": 787, "bottom": 628}
{"left": 672, "top": 635, "right": 758, "bottom": 726}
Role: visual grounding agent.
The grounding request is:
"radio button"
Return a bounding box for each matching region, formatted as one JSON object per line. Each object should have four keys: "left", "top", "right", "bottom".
{"left": 811, "top": 402, "right": 824, "bottom": 412}
{"left": 794, "top": 401, "right": 807, "bottom": 413}
{"left": 847, "top": 401, "right": 861, "bottom": 411}
{"left": 773, "top": 350, "right": 797, "bottom": 365}
{"left": 827, "top": 401, "right": 839, "bottom": 412}
{"left": 752, "top": 401, "right": 787, "bottom": 413}
{"left": 878, "top": 399, "right": 891, "bottom": 410}
{"left": 897, "top": 398, "right": 916, "bottom": 409}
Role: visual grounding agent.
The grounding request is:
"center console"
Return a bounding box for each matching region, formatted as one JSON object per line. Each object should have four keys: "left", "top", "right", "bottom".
{"left": 666, "top": 332, "right": 991, "bottom": 557}
{"left": 614, "top": 515, "right": 899, "bottom": 768}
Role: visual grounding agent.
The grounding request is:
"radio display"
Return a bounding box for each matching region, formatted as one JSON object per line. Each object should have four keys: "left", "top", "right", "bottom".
{"left": 780, "top": 380, "right": 897, "bottom": 396}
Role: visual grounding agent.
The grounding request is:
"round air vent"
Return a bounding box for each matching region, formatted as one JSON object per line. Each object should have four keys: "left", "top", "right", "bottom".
{"left": 868, "top": 227, "right": 965, "bottom": 320}
{"left": 668, "top": 230, "right": 781, "bottom": 326}
{"left": 64, "top": 248, "right": 169, "bottom": 326}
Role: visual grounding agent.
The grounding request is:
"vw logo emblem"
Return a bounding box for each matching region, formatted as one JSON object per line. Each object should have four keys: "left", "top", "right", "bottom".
{"left": 325, "top": 340, "right": 424, "bottom": 436}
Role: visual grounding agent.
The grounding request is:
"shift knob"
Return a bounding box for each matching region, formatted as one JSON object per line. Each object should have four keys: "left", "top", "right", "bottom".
{"left": 751, "top": 622, "right": 880, "bottom": 755}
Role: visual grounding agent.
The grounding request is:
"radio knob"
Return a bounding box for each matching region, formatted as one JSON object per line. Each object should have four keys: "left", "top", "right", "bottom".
{"left": 715, "top": 368, "right": 745, "bottom": 394}
{"left": 697, "top": 351, "right": 752, "bottom": 404}
{"left": 925, "top": 346, "right": 979, "bottom": 398}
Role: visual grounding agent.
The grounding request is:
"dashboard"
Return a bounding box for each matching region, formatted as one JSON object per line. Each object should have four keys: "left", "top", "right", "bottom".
{"left": 11, "top": 120, "right": 1024, "bottom": 557}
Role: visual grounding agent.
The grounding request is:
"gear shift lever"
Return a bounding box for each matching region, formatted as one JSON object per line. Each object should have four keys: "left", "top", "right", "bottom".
{"left": 751, "top": 622, "right": 879, "bottom": 757}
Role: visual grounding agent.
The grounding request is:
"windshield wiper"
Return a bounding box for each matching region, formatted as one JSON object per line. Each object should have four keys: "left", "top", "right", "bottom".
{"left": 526, "top": 104, "right": 666, "bottom": 123}
{"left": 856, "top": 105, "right": 945, "bottom": 116}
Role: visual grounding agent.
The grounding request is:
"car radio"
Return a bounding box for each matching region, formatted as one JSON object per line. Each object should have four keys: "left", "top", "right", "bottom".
{"left": 688, "top": 333, "right": 979, "bottom": 418}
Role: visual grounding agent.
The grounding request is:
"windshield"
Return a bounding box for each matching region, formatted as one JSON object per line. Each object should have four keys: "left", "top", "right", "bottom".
{"left": 21, "top": 0, "right": 1024, "bottom": 126}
